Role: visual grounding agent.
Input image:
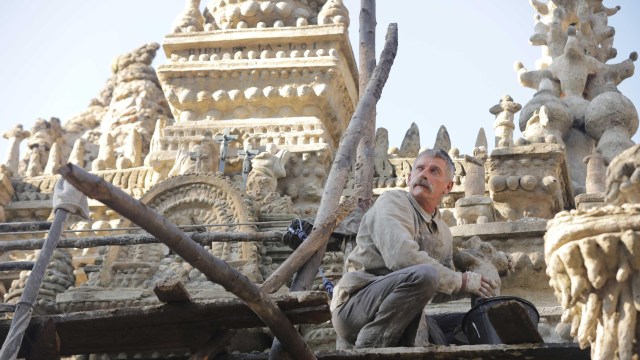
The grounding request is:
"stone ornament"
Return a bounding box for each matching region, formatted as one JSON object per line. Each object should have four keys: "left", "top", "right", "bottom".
{"left": 453, "top": 236, "right": 511, "bottom": 296}
{"left": 2, "top": 124, "right": 30, "bottom": 176}
{"left": 489, "top": 95, "right": 521, "bottom": 148}
{"left": 605, "top": 144, "right": 640, "bottom": 206}
{"left": 546, "top": 145, "right": 640, "bottom": 359}
{"left": 171, "top": 0, "right": 205, "bottom": 34}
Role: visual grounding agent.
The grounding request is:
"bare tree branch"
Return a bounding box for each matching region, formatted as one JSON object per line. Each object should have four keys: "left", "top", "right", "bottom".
{"left": 260, "top": 23, "right": 398, "bottom": 295}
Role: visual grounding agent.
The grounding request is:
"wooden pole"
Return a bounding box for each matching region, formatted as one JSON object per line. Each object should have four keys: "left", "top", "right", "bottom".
{"left": 0, "top": 261, "right": 34, "bottom": 272}
{"left": 0, "top": 231, "right": 282, "bottom": 252}
{"left": 260, "top": 23, "right": 398, "bottom": 295}
{"left": 0, "top": 209, "right": 69, "bottom": 360}
{"left": 354, "top": 0, "right": 377, "bottom": 212}
{"left": 0, "top": 221, "right": 51, "bottom": 233}
{"left": 58, "top": 164, "right": 317, "bottom": 360}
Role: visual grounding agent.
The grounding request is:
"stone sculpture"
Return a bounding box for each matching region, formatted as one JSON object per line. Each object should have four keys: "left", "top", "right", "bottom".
{"left": 171, "top": 0, "right": 204, "bottom": 33}
{"left": 453, "top": 236, "right": 511, "bottom": 295}
{"left": 546, "top": 144, "right": 640, "bottom": 359}
{"left": 2, "top": 124, "right": 30, "bottom": 176}
{"left": 489, "top": 95, "right": 521, "bottom": 148}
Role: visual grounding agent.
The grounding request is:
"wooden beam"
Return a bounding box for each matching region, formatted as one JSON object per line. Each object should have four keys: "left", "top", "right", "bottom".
{"left": 217, "top": 343, "right": 590, "bottom": 360}
{"left": 0, "top": 231, "right": 283, "bottom": 252}
{"left": 154, "top": 279, "right": 192, "bottom": 303}
{"left": 0, "top": 292, "right": 329, "bottom": 356}
{"left": 0, "top": 261, "right": 34, "bottom": 272}
{"left": 0, "top": 304, "right": 15, "bottom": 313}
{"left": 0, "top": 222, "right": 51, "bottom": 233}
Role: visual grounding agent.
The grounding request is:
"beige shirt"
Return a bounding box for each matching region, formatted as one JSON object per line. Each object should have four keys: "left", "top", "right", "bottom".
{"left": 331, "top": 190, "right": 462, "bottom": 311}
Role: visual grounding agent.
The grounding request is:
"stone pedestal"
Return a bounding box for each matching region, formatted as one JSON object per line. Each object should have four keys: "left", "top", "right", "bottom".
{"left": 487, "top": 144, "right": 574, "bottom": 221}
{"left": 454, "top": 196, "right": 494, "bottom": 225}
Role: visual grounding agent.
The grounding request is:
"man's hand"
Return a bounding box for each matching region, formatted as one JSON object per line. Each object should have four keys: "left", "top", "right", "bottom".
{"left": 461, "top": 272, "right": 497, "bottom": 298}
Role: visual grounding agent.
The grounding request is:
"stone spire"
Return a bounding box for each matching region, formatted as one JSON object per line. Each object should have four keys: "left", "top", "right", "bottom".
{"left": 433, "top": 125, "right": 451, "bottom": 152}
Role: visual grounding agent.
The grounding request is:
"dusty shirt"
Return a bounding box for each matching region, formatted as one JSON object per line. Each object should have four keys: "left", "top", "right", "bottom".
{"left": 331, "top": 190, "right": 462, "bottom": 311}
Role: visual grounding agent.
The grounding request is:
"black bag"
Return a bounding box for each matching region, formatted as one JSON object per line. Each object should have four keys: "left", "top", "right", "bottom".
{"left": 462, "top": 296, "right": 542, "bottom": 344}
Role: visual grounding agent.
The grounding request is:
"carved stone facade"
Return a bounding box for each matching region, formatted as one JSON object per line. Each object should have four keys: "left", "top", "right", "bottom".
{"left": 0, "top": 0, "right": 638, "bottom": 356}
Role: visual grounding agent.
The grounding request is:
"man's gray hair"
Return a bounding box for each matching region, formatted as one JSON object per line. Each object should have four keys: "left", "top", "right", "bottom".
{"left": 413, "top": 149, "right": 455, "bottom": 181}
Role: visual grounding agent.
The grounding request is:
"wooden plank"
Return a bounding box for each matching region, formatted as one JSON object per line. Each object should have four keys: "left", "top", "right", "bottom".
{"left": 0, "top": 231, "right": 283, "bottom": 252}
{"left": 218, "top": 343, "right": 590, "bottom": 360}
{"left": 154, "top": 279, "right": 192, "bottom": 303}
{"left": 0, "top": 291, "right": 329, "bottom": 356}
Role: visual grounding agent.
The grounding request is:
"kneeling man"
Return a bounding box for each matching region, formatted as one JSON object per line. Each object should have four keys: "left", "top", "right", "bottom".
{"left": 331, "top": 149, "right": 496, "bottom": 348}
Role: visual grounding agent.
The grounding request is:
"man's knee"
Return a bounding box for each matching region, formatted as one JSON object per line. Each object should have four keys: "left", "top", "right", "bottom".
{"left": 408, "top": 264, "right": 439, "bottom": 295}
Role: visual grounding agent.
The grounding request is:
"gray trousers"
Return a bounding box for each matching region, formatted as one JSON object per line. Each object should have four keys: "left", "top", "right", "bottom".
{"left": 331, "top": 264, "right": 439, "bottom": 348}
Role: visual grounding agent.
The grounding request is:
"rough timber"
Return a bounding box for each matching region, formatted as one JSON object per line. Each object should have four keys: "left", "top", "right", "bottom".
{"left": 0, "top": 0, "right": 639, "bottom": 358}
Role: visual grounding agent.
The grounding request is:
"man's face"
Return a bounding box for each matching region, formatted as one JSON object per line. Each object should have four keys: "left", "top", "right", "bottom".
{"left": 407, "top": 155, "right": 454, "bottom": 212}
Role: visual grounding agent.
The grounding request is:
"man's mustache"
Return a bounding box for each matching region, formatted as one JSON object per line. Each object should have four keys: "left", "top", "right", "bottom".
{"left": 412, "top": 178, "right": 433, "bottom": 192}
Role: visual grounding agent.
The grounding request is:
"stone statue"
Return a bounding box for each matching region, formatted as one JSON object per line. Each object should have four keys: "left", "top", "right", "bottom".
{"left": 318, "top": 0, "right": 349, "bottom": 27}
{"left": 67, "top": 138, "right": 85, "bottom": 168}
{"left": 464, "top": 146, "right": 487, "bottom": 198}
{"left": 547, "top": 26, "right": 598, "bottom": 126}
{"left": 91, "top": 132, "right": 116, "bottom": 171}
{"left": 116, "top": 128, "right": 143, "bottom": 170}
{"left": 2, "top": 124, "right": 30, "bottom": 176}
{"left": 374, "top": 128, "right": 393, "bottom": 177}
{"left": 583, "top": 149, "right": 608, "bottom": 194}
{"left": 453, "top": 236, "right": 511, "bottom": 296}
{"left": 246, "top": 144, "right": 289, "bottom": 197}
{"left": 171, "top": 0, "right": 204, "bottom": 33}
{"left": 489, "top": 95, "right": 521, "bottom": 148}
{"left": 43, "top": 141, "right": 63, "bottom": 175}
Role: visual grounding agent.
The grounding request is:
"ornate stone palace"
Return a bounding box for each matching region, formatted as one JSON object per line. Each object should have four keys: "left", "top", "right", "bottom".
{"left": 1, "top": 0, "right": 639, "bottom": 358}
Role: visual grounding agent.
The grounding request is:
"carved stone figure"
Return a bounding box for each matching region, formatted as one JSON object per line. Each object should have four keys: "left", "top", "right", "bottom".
{"left": 518, "top": 72, "right": 572, "bottom": 145}
{"left": 246, "top": 144, "right": 289, "bottom": 198}
{"left": 91, "top": 132, "right": 116, "bottom": 171}
{"left": 171, "top": 0, "right": 204, "bottom": 33}
{"left": 583, "top": 149, "right": 608, "bottom": 194}
{"left": 2, "top": 124, "right": 30, "bottom": 176}
{"left": 489, "top": 95, "right": 521, "bottom": 148}
{"left": 604, "top": 144, "right": 640, "bottom": 206}
{"left": 374, "top": 128, "right": 393, "bottom": 178}
{"left": 453, "top": 236, "right": 511, "bottom": 295}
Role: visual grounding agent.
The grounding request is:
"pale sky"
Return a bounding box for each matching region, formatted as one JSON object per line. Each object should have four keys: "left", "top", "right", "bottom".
{"left": 1, "top": 1, "right": 639, "bottom": 161}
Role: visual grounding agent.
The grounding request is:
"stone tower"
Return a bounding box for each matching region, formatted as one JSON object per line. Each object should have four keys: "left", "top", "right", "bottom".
{"left": 152, "top": 0, "right": 359, "bottom": 214}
